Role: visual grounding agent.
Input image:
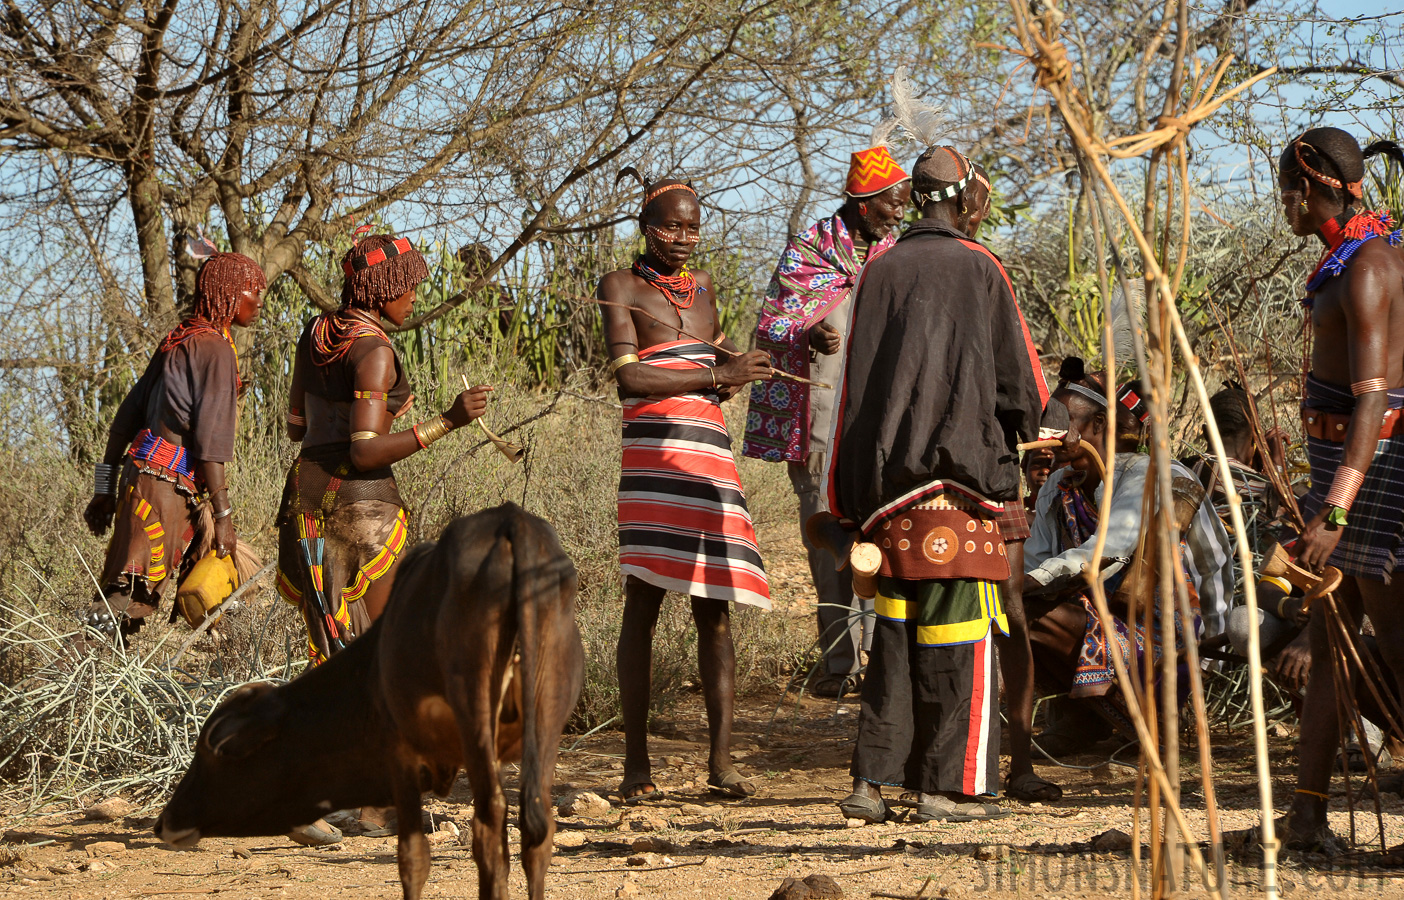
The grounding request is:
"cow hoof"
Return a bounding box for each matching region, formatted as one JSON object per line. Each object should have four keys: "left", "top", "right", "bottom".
{"left": 287, "top": 820, "right": 343, "bottom": 846}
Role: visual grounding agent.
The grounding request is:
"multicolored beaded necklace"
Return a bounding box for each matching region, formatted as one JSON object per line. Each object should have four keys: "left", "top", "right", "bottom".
{"left": 632, "top": 258, "right": 698, "bottom": 311}
{"left": 1303, "top": 209, "right": 1402, "bottom": 296}
{"left": 310, "top": 308, "right": 388, "bottom": 366}
{"left": 1299, "top": 209, "right": 1403, "bottom": 386}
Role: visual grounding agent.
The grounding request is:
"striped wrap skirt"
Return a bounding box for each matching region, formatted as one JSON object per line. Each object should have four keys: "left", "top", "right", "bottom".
{"left": 618, "top": 340, "right": 771, "bottom": 609}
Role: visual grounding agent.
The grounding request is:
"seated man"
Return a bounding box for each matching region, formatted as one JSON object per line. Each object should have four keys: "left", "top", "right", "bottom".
{"left": 1022, "top": 360, "right": 1235, "bottom": 752}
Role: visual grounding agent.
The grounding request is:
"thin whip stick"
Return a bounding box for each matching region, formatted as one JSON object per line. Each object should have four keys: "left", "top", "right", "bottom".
{"left": 577, "top": 296, "right": 832, "bottom": 389}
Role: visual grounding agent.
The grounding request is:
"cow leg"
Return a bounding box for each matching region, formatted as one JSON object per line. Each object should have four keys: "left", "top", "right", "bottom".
{"left": 391, "top": 766, "right": 430, "bottom": 900}
{"left": 464, "top": 762, "right": 509, "bottom": 900}
{"left": 452, "top": 671, "right": 511, "bottom": 900}
{"left": 520, "top": 619, "right": 581, "bottom": 900}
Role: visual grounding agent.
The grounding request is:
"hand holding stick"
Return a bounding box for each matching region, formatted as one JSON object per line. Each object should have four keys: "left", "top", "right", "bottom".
{"left": 461, "top": 375, "right": 525, "bottom": 463}
{"left": 583, "top": 296, "right": 832, "bottom": 389}
{"left": 1017, "top": 437, "right": 1107, "bottom": 481}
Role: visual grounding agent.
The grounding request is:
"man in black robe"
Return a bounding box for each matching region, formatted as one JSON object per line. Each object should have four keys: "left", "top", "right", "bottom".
{"left": 827, "top": 146, "right": 1048, "bottom": 823}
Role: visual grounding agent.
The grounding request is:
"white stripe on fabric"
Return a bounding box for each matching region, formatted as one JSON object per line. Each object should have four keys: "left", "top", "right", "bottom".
{"left": 620, "top": 564, "right": 772, "bottom": 610}
{"left": 972, "top": 631, "right": 994, "bottom": 795}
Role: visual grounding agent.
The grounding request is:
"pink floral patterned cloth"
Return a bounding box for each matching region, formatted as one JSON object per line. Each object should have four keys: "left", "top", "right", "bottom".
{"left": 742, "top": 214, "right": 896, "bottom": 462}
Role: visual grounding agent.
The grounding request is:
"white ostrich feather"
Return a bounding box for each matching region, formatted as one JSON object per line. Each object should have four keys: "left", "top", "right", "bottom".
{"left": 1107, "top": 278, "right": 1143, "bottom": 374}
{"left": 869, "top": 117, "right": 900, "bottom": 148}
{"left": 891, "top": 66, "right": 949, "bottom": 150}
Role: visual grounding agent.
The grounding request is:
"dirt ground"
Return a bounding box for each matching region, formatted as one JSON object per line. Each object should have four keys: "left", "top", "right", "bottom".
{"left": 5, "top": 688, "right": 1404, "bottom": 900}
{"left": 5, "top": 502, "right": 1404, "bottom": 898}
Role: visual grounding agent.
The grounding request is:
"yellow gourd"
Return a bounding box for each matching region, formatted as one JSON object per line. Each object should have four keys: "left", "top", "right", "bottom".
{"left": 175, "top": 551, "right": 240, "bottom": 629}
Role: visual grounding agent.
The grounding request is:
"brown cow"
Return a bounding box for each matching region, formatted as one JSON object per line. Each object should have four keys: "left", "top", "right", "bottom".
{"left": 155, "top": 503, "right": 584, "bottom": 900}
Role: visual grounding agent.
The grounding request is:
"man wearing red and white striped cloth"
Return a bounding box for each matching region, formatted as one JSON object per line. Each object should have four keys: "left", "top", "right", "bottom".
{"left": 599, "top": 169, "right": 774, "bottom": 805}
{"left": 826, "top": 146, "right": 1047, "bottom": 824}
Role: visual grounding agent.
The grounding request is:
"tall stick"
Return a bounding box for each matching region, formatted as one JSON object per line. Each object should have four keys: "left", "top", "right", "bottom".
{"left": 1006, "top": 1, "right": 1275, "bottom": 894}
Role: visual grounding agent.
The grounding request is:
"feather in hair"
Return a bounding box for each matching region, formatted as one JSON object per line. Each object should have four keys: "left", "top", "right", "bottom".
{"left": 186, "top": 224, "right": 217, "bottom": 261}
{"left": 1107, "top": 278, "right": 1143, "bottom": 376}
{"left": 891, "top": 66, "right": 949, "bottom": 150}
{"left": 869, "top": 117, "right": 900, "bottom": 149}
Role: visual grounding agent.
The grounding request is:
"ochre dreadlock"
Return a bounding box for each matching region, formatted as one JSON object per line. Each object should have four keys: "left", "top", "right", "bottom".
{"left": 340, "top": 233, "right": 429, "bottom": 311}
{"left": 195, "top": 253, "right": 267, "bottom": 326}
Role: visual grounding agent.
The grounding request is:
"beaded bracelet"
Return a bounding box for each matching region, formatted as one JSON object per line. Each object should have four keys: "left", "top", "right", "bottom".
{"left": 286, "top": 406, "right": 306, "bottom": 426}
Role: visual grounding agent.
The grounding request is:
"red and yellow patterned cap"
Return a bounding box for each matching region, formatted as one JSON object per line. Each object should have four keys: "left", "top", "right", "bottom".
{"left": 844, "top": 145, "right": 911, "bottom": 198}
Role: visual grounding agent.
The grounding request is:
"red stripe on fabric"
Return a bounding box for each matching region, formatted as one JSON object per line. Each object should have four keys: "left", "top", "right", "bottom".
{"left": 622, "top": 453, "right": 740, "bottom": 483}
{"left": 958, "top": 240, "right": 1049, "bottom": 409}
{"left": 962, "top": 635, "right": 988, "bottom": 795}
{"left": 639, "top": 338, "right": 709, "bottom": 360}
{"left": 624, "top": 396, "right": 726, "bottom": 424}
{"left": 619, "top": 504, "right": 762, "bottom": 543}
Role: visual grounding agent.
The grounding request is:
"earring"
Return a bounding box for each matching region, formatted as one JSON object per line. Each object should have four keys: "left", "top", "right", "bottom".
{"left": 859, "top": 203, "right": 869, "bottom": 215}
{"left": 1300, "top": 198, "right": 1309, "bottom": 212}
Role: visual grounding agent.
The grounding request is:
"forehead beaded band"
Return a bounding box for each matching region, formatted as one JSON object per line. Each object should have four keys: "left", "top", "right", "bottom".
{"left": 910, "top": 151, "right": 974, "bottom": 206}
{"left": 343, "top": 237, "right": 414, "bottom": 276}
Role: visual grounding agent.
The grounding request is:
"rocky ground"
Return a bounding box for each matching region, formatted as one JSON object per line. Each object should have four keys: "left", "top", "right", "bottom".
{"left": 5, "top": 689, "right": 1404, "bottom": 899}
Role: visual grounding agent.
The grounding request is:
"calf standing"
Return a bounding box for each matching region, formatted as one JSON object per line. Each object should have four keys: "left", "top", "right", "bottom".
{"left": 156, "top": 503, "right": 585, "bottom": 900}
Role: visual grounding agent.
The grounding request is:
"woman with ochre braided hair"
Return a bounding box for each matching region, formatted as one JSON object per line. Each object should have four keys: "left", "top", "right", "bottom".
{"left": 277, "top": 233, "right": 492, "bottom": 667}
{"left": 83, "top": 251, "right": 267, "bottom": 639}
{"left": 276, "top": 233, "right": 489, "bottom": 846}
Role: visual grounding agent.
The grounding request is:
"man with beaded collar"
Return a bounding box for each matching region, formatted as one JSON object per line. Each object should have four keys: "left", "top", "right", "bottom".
{"left": 83, "top": 250, "right": 267, "bottom": 639}
{"left": 742, "top": 131, "right": 911, "bottom": 699}
{"left": 599, "top": 169, "right": 775, "bottom": 804}
{"left": 1275, "top": 128, "right": 1404, "bottom": 851}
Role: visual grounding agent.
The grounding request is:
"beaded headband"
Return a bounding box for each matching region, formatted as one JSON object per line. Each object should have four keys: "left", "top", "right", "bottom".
{"left": 1116, "top": 383, "right": 1151, "bottom": 424}
{"left": 911, "top": 151, "right": 974, "bottom": 206}
{"left": 1292, "top": 140, "right": 1363, "bottom": 200}
{"left": 643, "top": 182, "right": 697, "bottom": 209}
{"left": 343, "top": 237, "right": 414, "bottom": 276}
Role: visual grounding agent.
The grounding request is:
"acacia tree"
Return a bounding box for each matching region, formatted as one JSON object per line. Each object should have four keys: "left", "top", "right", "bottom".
{"left": 0, "top": 0, "right": 945, "bottom": 334}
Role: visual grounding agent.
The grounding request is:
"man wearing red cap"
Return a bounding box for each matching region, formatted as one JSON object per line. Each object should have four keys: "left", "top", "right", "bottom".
{"left": 743, "top": 139, "right": 911, "bottom": 697}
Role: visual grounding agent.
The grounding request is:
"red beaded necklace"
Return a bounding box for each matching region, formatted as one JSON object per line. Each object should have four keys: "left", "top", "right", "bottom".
{"left": 632, "top": 258, "right": 697, "bottom": 311}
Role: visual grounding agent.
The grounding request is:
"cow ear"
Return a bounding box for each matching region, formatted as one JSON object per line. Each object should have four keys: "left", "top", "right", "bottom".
{"left": 204, "top": 684, "right": 282, "bottom": 760}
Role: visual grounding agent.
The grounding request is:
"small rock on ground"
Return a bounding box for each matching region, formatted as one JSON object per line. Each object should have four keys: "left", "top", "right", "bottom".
{"left": 769, "top": 874, "right": 844, "bottom": 900}
{"left": 557, "top": 790, "right": 612, "bottom": 818}
{"left": 84, "top": 841, "right": 126, "bottom": 858}
{"left": 82, "top": 798, "right": 133, "bottom": 822}
{"left": 1093, "top": 828, "right": 1133, "bottom": 852}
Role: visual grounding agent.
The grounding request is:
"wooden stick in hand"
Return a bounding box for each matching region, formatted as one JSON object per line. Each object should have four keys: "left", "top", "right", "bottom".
{"left": 582, "top": 296, "right": 832, "bottom": 390}
{"left": 461, "top": 375, "right": 525, "bottom": 463}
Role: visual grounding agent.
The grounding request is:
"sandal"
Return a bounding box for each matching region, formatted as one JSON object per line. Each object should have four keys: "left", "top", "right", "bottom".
{"left": 837, "top": 793, "right": 889, "bottom": 824}
{"left": 911, "top": 795, "right": 1009, "bottom": 823}
{"left": 287, "top": 818, "right": 343, "bottom": 846}
{"left": 1006, "top": 772, "right": 1063, "bottom": 803}
{"left": 810, "top": 673, "right": 862, "bottom": 699}
{"left": 707, "top": 769, "right": 756, "bottom": 799}
{"left": 620, "top": 780, "right": 668, "bottom": 805}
